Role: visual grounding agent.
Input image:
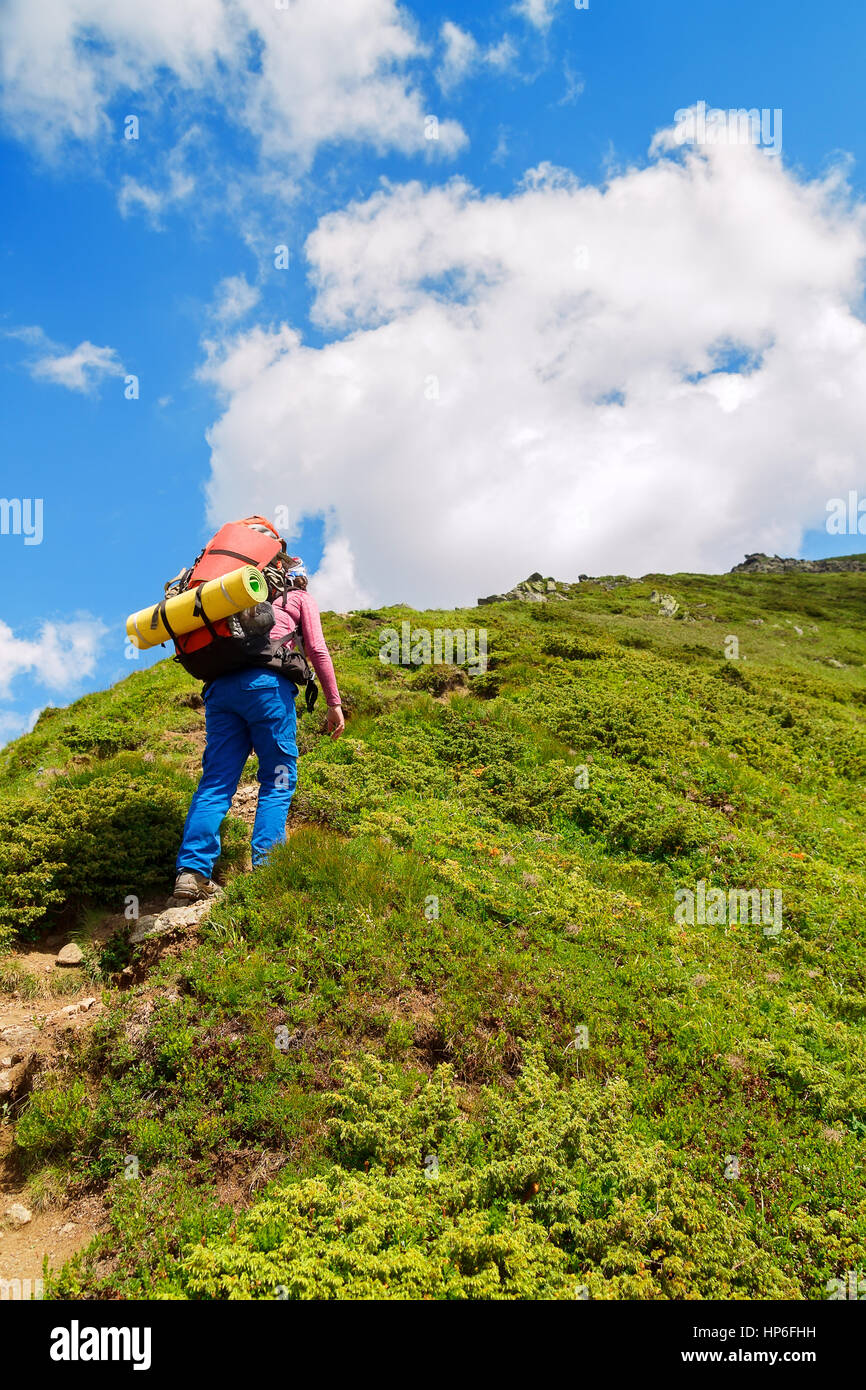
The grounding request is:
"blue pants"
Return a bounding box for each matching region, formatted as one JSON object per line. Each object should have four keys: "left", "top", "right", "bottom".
{"left": 176, "top": 669, "right": 299, "bottom": 877}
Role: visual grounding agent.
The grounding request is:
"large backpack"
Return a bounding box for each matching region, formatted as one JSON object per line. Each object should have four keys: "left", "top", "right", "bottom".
{"left": 165, "top": 516, "right": 319, "bottom": 710}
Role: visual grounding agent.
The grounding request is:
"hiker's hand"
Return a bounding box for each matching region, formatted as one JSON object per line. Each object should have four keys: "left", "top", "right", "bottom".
{"left": 326, "top": 704, "right": 345, "bottom": 740}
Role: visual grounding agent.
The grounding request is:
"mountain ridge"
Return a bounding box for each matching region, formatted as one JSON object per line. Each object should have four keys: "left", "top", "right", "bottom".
{"left": 478, "top": 554, "right": 866, "bottom": 605}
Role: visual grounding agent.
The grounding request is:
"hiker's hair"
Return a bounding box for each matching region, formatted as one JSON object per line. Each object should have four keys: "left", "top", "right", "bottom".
{"left": 292, "top": 574, "right": 308, "bottom": 590}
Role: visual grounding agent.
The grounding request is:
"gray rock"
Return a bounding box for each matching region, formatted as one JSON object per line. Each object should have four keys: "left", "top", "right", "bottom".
{"left": 128, "top": 917, "right": 166, "bottom": 946}
{"left": 54, "top": 997, "right": 99, "bottom": 1020}
{"left": 56, "top": 942, "right": 84, "bottom": 967}
{"left": 128, "top": 897, "right": 216, "bottom": 946}
{"left": 476, "top": 573, "right": 583, "bottom": 605}
{"left": 731, "top": 552, "right": 866, "bottom": 575}
{"left": 650, "top": 592, "right": 679, "bottom": 617}
{"left": 5, "top": 1203, "right": 32, "bottom": 1228}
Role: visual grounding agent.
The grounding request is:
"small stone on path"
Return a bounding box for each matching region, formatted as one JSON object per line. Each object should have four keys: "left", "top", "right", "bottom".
{"left": 56, "top": 943, "right": 84, "bottom": 967}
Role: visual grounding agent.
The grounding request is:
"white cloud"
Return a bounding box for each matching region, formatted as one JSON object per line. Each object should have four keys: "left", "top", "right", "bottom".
{"left": 30, "top": 340, "right": 125, "bottom": 393}
{"left": 0, "top": 0, "right": 237, "bottom": 149}
{"left": 199, "top": 125, "right": 866, "bottom": 608}
{"left": 491, "top": 127, "right": 510, "bottom": 165}
{"left": 0, "top": 617, "right": 107, "bottom": 699}
{"left": 436, "top": 22, "right": 479, "bottom": 92}
{"left": 7, "top": 322, "right": 124, "bottom": 394}
{"left": 117, "top": 180, "right": 167, "bottom": 221}
{"left": 0, "top": 706, "right": 42, "bottom": 743}
{"left": 118, "top": 169, "right": 195, "bottom": 222}
{"left": 0, "top": 0, "right": 466, "bottom": 169}
{"left": 4, "top": 324, "right": 50, "bottom": 347}
{"left": 487, "top": 37, "right": 518, "bottom": 70}
{"left": 117, "top": 126, "right": 203, "bottom": 223}
{"left": 310, "top": 534, "right": 374, "bottom": 612}
{"left": 212, "top": 275, "right": 262, "bottom": 325}
{"left": 558, "top": 61, "right": 585, "bottom": 106}
{"left": 242, "top": 1, "right": 466, "bottom": 165}
{"left": 513, "top": 0, "right": 560, "bottom": 31}
{"left": 436, "top": 23, "right": 517, "bottom": 92}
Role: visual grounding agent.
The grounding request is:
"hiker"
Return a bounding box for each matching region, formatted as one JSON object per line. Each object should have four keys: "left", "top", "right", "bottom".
{"left": 171, "top": 520, "right": 344, "bottom": 902}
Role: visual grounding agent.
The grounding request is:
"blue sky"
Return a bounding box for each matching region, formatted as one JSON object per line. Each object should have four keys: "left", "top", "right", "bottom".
{"left": 1, "top": 0, "right": 865, "bottom": 740}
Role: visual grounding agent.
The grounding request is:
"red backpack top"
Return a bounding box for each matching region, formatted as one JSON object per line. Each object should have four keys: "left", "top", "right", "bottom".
{"left": 187, "top": 516, "right": 285, "bottom": 585}
{"left": 174, "top": 517, "right": 288, "bottom": 658}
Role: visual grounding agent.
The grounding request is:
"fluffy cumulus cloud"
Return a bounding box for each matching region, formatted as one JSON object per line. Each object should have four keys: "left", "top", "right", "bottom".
{"left": 0, "top": 617, "right": 107, "bottom": 703}
{"left": 199, "top": 125, "right": 866, "bottom": 609}
{"left": 310, "top": 535, "right": 375, "bottom": 613}
{"left": 0, "top": 0, "right": 466, "bottom": 168}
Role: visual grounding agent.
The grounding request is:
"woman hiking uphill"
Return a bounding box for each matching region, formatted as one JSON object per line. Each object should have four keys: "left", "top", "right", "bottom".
{"left": 170, "top": 519, "right": 344, "bottom": 903}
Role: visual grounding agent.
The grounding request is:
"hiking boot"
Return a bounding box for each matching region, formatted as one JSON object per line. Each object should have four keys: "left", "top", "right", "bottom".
{"left": 173, "top": 869, "right": 219, "bottom": 902}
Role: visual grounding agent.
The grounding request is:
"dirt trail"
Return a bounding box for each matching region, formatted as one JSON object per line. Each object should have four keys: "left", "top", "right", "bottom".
{"left": 0, "top": 933, "right": 109, "bottom": 1294}
{"left": 0, "top": 892, "right": 221, "bottom": 1297}
{"left": 0, "top": 1187, "right": 103, "bottom": 1296}
{"left": 0, "top": 785, "right": 280, "bottom": 1298}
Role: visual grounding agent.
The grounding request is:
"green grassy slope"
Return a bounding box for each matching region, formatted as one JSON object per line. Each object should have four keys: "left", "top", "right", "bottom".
{"left": 1, "top": 566, "right": 865, "bottom": 1299}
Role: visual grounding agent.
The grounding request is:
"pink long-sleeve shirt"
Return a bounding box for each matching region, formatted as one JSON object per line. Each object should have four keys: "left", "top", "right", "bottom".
{"left": 270, "top": 589, "right": 341, "bottom": 708}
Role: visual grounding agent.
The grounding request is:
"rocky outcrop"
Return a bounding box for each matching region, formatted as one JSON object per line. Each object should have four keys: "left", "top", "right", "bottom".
{"left": 478, "top": 573, "right": 581, "bottom": 605}
{"left": 649, "top": 590, "right": 680, "bottom": 618}
{"left": 128, "top": 896, "right": 218, "bottom": 947}
{"left": 479, "top": 555, "right": 866, "bottom": 604}
{"left": 731, "top": 553, "right": 866, "bottom": 575}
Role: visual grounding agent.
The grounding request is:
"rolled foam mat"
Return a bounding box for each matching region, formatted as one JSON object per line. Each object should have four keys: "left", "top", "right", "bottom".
{"left": 126, "top": 565, "right": 267, "bottom": 649}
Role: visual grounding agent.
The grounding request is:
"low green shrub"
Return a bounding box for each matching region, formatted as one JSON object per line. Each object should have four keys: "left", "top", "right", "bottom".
{"left": 180, "top": 1050, "right": 799, "bottom": 1300}
{"left": 0, "top": 763, "right": 193, "bottom": 936}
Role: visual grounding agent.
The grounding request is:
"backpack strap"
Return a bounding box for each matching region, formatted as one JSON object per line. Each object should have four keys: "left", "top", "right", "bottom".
{"left": 153, "top": 599, "right": 177, "bottom": 644}
{"left": 293, "top": 629, "right": 319, "bottom": 713}
{"left": 164, "top": 566, "right": 193, "bottom": 598}
{"left": 207, "top": 547, "right": 263, "bottom": 566}
{"left": 192, "top": 585, "right": 221, "bottom": 642}
{"left": 273, "top": 626, "right": 319, "bottom": 712}
{"left": 274, "top": 623, "right": 307, "bottom": 658}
